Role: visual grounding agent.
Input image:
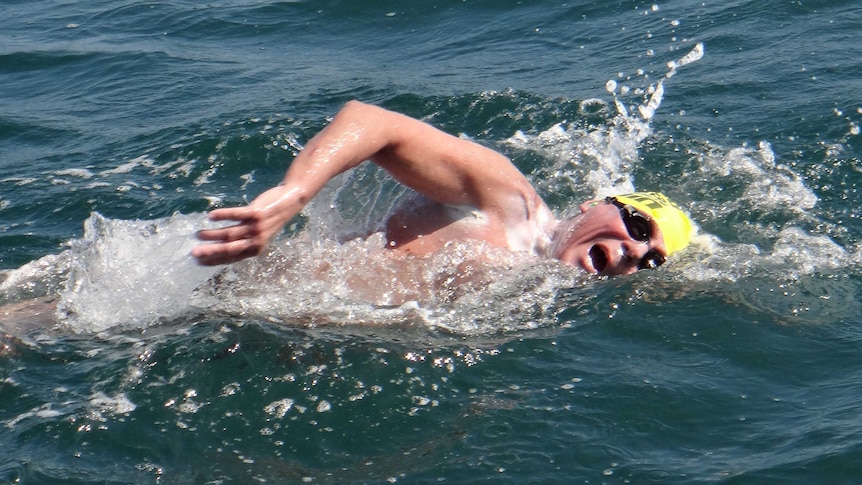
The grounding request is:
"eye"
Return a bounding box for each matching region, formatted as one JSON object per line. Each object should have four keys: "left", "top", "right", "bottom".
{"left": 638, "top": 249, "right": 666, "bottom": 270}
{"left": 607, "top": 198, "right": 655, "bottom": 243}
{"left": 622, "top": 208, "right": 652, "bottom": 242}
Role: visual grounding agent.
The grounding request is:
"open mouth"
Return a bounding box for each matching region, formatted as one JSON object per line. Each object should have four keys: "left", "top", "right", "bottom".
{"left": 588, "top": 245, "right": 608, "bottom": 274}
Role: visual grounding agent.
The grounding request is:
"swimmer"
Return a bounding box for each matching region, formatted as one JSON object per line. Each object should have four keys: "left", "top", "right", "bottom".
{"left": 0, "top": 101, "right": 693, "bottom": 341}
{"left": 192, "top": 100, "right": 693, "bottom": 275}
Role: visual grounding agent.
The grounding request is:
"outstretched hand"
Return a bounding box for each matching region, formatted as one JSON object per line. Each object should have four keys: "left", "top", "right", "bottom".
{"left": 191, "top": 185, "right": 306, "bottom": 266}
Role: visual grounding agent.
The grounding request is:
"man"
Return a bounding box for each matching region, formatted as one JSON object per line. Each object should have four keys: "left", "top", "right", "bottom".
{"left": 192, "top": 100, "right": 693, "bottom": 275}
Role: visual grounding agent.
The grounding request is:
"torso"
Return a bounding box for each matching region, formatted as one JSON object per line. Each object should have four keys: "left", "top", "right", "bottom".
{"left": 384, "top": 196, "right": 555, "bottom": 257}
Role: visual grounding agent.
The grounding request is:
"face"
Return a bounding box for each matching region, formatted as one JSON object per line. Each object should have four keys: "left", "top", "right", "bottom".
{"left": 552, "top": 199, "right": 668, "bottom": 276}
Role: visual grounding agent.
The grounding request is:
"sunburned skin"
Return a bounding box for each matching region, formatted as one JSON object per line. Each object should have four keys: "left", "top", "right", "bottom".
{"left": 381, "top": 191, "right": 667, "bottom": 278}
{"left": 384, "top": 200, "right": 505, "bottom": 255}
{"left": 383, "top": 190, "right": 555, "bottom": 258}
{"left": 502, "top": 199, "right": 555, "bottom": 254}
{"left": 550, "top": 201, "right": 668, "bottom": 276}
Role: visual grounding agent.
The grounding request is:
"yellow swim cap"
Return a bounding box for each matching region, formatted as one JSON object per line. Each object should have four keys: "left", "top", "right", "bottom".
{"left": 612, "top": 192, "right": 693, "bottom": 255}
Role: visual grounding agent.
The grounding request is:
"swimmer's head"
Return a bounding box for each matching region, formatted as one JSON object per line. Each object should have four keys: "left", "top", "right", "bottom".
{"left": 609, "top": 192, "right": 693, "bottom": 256}
{"left": 552, "top": 191, "right": 693, "bottom": 275}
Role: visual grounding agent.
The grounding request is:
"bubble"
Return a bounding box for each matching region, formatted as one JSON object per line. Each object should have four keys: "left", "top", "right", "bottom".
{"left": 89, "top": 392, "right": 137, "bottom": 416}
{"left": 264, "top": 398, "right": 295, "bottom": 419}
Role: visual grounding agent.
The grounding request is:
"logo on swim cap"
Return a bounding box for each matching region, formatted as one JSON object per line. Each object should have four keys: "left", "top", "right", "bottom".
{"left": 612, "top": 192, "right": 693, "bottom": 255}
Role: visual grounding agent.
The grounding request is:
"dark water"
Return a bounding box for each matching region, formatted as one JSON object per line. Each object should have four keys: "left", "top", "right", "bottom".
{"left": 2, "top": 1, "right": 862, "bottom": 483}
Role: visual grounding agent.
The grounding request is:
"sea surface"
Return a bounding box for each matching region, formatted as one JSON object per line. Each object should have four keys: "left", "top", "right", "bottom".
{"left": 2, "top": 1, "right": 862, "bottom": 483}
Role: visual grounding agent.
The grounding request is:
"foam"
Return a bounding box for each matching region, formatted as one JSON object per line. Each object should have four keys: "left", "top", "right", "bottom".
{"left": 54, "top": 168, "right": 95, "bottom": 179}
{"left": 88, "top": 392, "right": 137, "bottom": 418}
{"left": 55, "top": 212, "right": 224, "bottom": 333}
{"left": 504, "top": 43, "right": 706, "bottom": 204}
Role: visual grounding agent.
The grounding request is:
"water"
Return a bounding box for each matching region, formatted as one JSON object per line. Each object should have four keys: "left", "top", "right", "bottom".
{"left": 2, "top": 0, "right": 862, "bottom": 483}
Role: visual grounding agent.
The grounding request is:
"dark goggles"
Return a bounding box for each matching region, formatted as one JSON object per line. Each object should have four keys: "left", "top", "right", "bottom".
{"left": 605, "top": 197, "right": 667, "bottom": 270}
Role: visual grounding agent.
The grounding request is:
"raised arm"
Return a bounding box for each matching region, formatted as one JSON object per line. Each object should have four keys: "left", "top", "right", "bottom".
{"left": 192, "top": 100, "right": 541, "bottom": 265}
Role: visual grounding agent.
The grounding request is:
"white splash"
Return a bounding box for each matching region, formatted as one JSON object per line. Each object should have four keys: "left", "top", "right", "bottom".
{"left": 56, "top": 213, "right": 224, "bottom": 333}
{"left": 264, "top": 398, "right": 295, "bottom": 419}
{"left": 666, "top": 42, "right": 704, "bottom": 78}
{"left": 89, "top": 392, "right": 137, "bottom": 418}
{"left": 696, "top": 140, "right": 818, "bottom": 214}
{"left": 505, "top": 42, "right": 706, "bottom": 204}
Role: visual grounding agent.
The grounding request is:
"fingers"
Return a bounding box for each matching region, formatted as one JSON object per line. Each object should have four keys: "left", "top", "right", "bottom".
{"left": 207, "top": 206, "right": 253, "bottom": 222}
{"left": 191, "top": 215, "right": 277, "bottom": 266}
{"left": 196, "top": 208, "right": 267, "bottom": 243}
{"left": 191, "top": 238, "right": 262, "bottom": 266}
{"left": 195, "top": 250, "right": 258, "bottom": 266}
{"left": 191, "top": 194, "right": 294, "bottom": 265}
{"left": 195, "top": 224, "right": 251, "bottom": 242}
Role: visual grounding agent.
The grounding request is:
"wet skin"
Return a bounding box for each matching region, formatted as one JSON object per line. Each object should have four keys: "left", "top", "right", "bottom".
{"left": 380, "top": 197, "right": 667, "bottom": 277}
{"left": 551, "top": 200, "right": 667, "bottom": 276}
{"left": 190, "top": 101, "right": 669, "bottom": 276}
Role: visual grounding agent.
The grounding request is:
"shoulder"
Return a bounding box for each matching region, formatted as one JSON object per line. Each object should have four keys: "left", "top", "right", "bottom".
{"left": 495, "top": 192, "right": 556, "bottom": 254}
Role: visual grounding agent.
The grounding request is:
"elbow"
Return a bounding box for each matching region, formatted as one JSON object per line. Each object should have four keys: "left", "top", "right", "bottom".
{"left": 341, "top": 99, "right": 371, "bottom": 116}
{"left": 340, "top": 100, "right": 393, "bottom": 123}
{"left": 333, "top": 100, "right": 378, "bottom": 129}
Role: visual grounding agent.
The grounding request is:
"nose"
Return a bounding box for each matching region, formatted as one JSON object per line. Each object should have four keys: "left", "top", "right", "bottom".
{"left": 620, "top": 240, "right": 650, "bottom": 267}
